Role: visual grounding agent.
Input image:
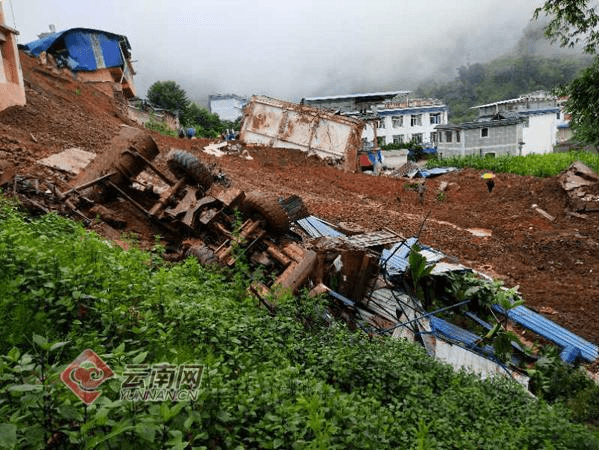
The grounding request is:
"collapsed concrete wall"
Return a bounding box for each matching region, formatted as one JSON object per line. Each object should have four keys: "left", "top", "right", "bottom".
{"left": 239, "top": 95, "right": 365, "bottom": 172}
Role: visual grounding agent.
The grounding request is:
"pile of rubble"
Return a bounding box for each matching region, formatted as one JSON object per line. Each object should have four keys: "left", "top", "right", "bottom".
{"left": 4, "top": 127, "right": 598, "bottom": 394}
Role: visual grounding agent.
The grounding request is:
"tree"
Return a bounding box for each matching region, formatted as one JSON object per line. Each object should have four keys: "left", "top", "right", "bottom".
{"left": 534, "top": 1, "right": 599, "bottom": 54}
{"left": 535, "top": 1, "right": 599, "bottom": 145}
{"left": 147, "top": 81, "right": 189, "bottom": 116}
{"left": 562, "top": 57, "right": 599, "bottom": 143}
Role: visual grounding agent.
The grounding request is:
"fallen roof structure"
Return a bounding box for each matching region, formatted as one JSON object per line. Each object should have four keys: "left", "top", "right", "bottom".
{"left": 21, "top": 28, "right": 136, "bottom": 97}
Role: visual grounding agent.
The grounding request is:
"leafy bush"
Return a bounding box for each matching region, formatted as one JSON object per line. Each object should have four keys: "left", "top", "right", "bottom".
{"left": 0, "top": 199, "right": 598, "bottom": 448}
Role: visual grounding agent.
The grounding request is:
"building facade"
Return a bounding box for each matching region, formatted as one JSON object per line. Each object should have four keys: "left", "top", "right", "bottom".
{"left": 472, "top": 92, "right": 562, "bottom": 155}
{"left": 0, "top": 0, "right": 26, "bottom": 112}
{"left": 435, "top": 118, "right": 525, "bottom": 158}
{"left": 209, "top": 94, "right": 247, "bottom": 122}
{"left": 365, "top": 98, "right": 448, "bottom": 146}
{"left": 302, "top": 92, "right": 447, "bottom": 147}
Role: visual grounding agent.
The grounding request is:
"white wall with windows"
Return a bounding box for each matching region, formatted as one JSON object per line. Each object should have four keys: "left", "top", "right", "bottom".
{"left": 363, "top": 106, "right": 448, "bottom": 147}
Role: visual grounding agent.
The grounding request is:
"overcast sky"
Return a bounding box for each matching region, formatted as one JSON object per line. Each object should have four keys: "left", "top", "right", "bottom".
{"left": 7, "top": 0, "right": 544, "bottom": 104}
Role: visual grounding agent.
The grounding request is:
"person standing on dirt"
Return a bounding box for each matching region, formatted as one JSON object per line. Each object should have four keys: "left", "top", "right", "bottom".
{"left": 417, "top": 181, "right": 426, "bottom": 204}
{"left": 486, "top": 178, "right": 495, "bottom": 193}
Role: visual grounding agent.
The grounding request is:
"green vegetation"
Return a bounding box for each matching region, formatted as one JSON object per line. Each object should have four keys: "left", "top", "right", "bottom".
{"left": 144, "top": 114, "right": 178, "bottom": 138}
{"left": 534, "top": 1, "right": 599, "bottom": 145}
{"left": 417, "top": 54, "right": 591, "bottom": 124}
{"left": 427, "top": 151, "right": 599, "bottom": 177}
{"left": 1, "top": 198, "right": 598, "bottom": 448}
{"left": 146, "top": 81, "right": 240, "bottom": 138}
{"left": 147, "top": 81, "right": 189, "bottom": 117}
{"left": 416, "top": 21, "right": 592, "bottom": 124}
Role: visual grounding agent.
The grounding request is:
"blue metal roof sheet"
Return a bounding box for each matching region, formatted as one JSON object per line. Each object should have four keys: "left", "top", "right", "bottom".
{"left": 296, "top": 215, "right": 345, "bottom": 239}
{"left": 22, "top": 28, "right": 130, "bottom": 72}
{"left": 493, "top": 305, "right": 598, "bottom": 363}
{"left": 430, "top": 316, "right": 495, "bottom": 356}
{"left": 380, "top": 238, "right": 445, "bottom": 277}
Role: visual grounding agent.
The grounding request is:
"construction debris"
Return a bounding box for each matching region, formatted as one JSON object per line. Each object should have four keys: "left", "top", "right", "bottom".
{"left": 39, "top": 148, "right": 96, "bottom": 175}
{"left": 5, "top": 125, "right": 599, "bottom": 394}
{"left": 558, "top": 161, "right": 599, "bottom": 212}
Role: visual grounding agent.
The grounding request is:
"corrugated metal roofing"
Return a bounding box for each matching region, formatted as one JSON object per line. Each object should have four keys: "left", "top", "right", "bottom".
{"left": 296, "top": 215, "right": 345, "bottom": 239}
{"left": 380, "top": 238, "right": 445, "bottom": 277}
{"left": 302, "top": 91, "right": 410, "bottom": 102}
{"left": 342, "top": 230, "right": 401, "bottom": 248}
{"left": 473, "top": 93, "right": 556, "bottom": 109}
{"left": 494, "top": 305, "right": 598, "bottom": 363}
{"left": 22, "top": 28, "right": 130, "bottom": 72}
{"left": 430, "top": 317, "right": 495, "bottom": 356}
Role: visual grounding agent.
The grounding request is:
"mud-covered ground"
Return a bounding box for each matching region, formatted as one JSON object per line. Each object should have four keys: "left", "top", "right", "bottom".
{"left": 2, "top": 52, "right": 598, "bottom": 344}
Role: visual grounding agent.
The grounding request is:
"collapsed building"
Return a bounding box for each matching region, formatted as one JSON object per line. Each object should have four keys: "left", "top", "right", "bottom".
{"left": 5, "top": 124, "right": 599, "bottom": 393}
{"left": 239, "top": 95, "right": 365, "bottom": 172}
{"left": 20, "top": 27, "right": 137, "bottom": 99}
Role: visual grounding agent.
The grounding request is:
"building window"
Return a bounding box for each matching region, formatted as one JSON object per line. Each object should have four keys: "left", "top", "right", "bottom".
{"left": 412, "top": 133, "right": 423, "bottom": 144}
{"left": 456, "top": 131, "right": 460, "bottom": 143}
{"left": 445, "top": 131, "right": 452, "bottom": 143}
{"left": 392, "top": 116, "right": 403, "bottom": 128}
{"left": 393, "top": 135, "right": 404, "bottom": 144}
{"left": 481, "top": 127, "right": 489, "bottom": 138}
{"left": 430, "top": 132, "right": 437, "bottom": 144}
{"left": 430, "top": 113, "right": 441, "bottom": 125}
{"left": 438, "top": 131, "right": 443, "bottom": 142}
{"left": 410, "top": 114, "right": 422, "bottom": 127}
{"left": 377, "top": 119, "right": 386, "bottom": 129}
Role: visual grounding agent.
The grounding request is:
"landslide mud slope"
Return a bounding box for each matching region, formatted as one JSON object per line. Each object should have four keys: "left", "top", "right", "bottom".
{"left": 2, "top": 51, "right": 598, "bottom": 344}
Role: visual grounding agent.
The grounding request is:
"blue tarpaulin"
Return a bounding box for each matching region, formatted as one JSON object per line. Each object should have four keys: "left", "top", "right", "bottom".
{"left": 21, "top": 28, "right": 130, "bottom": 72}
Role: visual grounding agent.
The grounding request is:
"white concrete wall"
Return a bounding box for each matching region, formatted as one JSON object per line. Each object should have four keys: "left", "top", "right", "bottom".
{"left": 362, "top": 108, "right": 447, "bottom": 146}
{"left": 522, "top": 113, "right": 557, "bottom": 155}
{"left": 210, "top": 97, "right": 245, "bottom": 122}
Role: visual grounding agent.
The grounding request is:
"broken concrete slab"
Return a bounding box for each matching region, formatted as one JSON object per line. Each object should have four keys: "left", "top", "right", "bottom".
{"left": 38, "top": 148, "right": 96, "bottom": 175}
{"left": 558, "top": 161, "right": 599, "bottom": 212}
{"left": 203, "top": 141, "right": 229, "bottom": 157}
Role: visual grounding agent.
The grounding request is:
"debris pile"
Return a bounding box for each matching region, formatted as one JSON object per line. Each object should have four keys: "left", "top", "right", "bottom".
{"left": 558, "top": 161, "right": 599, "bottom": 213}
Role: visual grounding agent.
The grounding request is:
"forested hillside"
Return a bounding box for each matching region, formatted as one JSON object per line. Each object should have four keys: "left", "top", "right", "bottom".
{"left": 416, "top": 23, "right": 593, "bottom": 123}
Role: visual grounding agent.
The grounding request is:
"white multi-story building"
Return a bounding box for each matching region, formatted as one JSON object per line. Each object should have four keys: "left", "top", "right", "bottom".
{"left": 471, "top": 92, "right": 564, "bottom": 156}
{"left": 364, "top": 98, "right": 448, "bottom": 147}
{"left": 302, "top": 92, "right": 448, "bottom": 148}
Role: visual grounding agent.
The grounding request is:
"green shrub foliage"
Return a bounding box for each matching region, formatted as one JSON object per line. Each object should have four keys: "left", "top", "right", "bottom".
{"left": 0, "top": 200, "right": 597, "bottom": 448}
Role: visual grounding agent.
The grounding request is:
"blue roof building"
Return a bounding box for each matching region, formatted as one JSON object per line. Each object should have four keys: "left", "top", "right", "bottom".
{"left": 21, "top": 27, "right": 136, "bottom": 98}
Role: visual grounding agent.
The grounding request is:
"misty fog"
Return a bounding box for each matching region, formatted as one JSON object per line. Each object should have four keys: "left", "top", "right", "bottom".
{"left": 8, "top": 0, "right": 574, "bottom": 104}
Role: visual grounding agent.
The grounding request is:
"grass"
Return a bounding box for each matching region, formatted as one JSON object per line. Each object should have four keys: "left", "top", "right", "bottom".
{"left": 427, "top": 151, "right": 599, "bottom": 177}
